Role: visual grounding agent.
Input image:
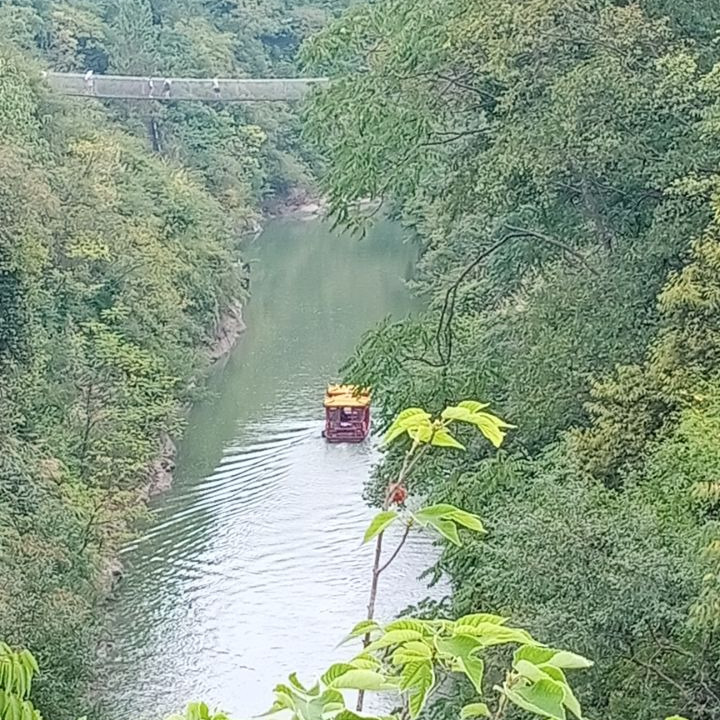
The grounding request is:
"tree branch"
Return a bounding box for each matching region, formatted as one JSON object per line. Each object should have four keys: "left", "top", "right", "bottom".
{"left": 628, "top": 656, "right": 693, "bottom": 701}
{"left": 435, "top": 73, "right": 500, "bottom": 103}
{"left": 501, "top": 224, "right": 599, "bottom": 275}
{"left": 419, "top": 128, "right": 488, "bottom": 148}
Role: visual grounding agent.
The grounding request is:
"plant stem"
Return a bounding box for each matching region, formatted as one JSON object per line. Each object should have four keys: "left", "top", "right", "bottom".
{"left": 492, "top": 695, "right": 508, "bottom": 720}
{"left": 358, "top": 441, "right": 424, "bottom": 711}
{"left": 357, "top": 527, "right": 385, "bottom": 711}
{"left": 378, "top": 523, "right": 411, "bottom": 574}
{"left": 493, "top": 673, "right": 515, "bottom": 720}
{"left": 366, "top": 531, "right": 384, "bottom": 624}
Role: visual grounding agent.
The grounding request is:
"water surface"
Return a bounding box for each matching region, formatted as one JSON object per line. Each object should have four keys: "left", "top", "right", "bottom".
{"left": 97, "top": 218, "right": 443, "bottom": 719}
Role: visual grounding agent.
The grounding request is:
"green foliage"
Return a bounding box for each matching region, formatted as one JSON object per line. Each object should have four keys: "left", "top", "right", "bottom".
{"left": 166, "top": 702, "right": 231, "bottom": 720}
{"left": 412, "top": 504, "right": 484, "bottom": 546}
{"left": 303, "top": 1, "right": 720, "bottom": 719}
{"left": 0, "top": 36, "right": 254, "bottom": 717}
{"left": 363, "top": 510, "right": 398, "bottom": 543}
{"left": 0, "top": 645, "right": 42, "bottom": 720}
{"left": 384, "top": 403, "right": 512, "bottom": 450}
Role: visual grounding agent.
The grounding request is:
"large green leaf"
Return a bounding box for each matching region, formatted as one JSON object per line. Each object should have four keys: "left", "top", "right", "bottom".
{"left": 440, "top": 402, "right": 514, "bottom": 448}
{"left": 363, "top": 511, "right": 398, "bottom": 543}
{"left": 460, "top": 704, "right": 490, "bottom": 719}
{"left": 317, "top": 688, "right": 344, "bottom": 707}
{"left": 384, "top": 409, "right": 432, "bottom": 444}
{"left": 514, "top": 646, "right": 592, "bottom": 670}
{"left": 441, "top": 406, "right": 476, "bottom": 423}
{"left": 297, "top": 696, "right": 326, "bottom": 720}
{"left": 436, "top": 634, "right": 480, "bottom": 657}
{"left": 456, "top": 613, "right": 508, "bottom": 627}
{"left": 413, "top": 505, "right": 484, "bottom": 539}
{"left": 407, "top": 420, "right": 433, "bottom": 443}
{"left": 18, "top": 653, "right": 37, "bottom": 677}
{"left": 367, "top": 629, "right": 424, "bottom": 651}
{"left": 329, "top": 669, "right": 398, "bottom": 691}
{"left": 340, "top": 620, "right": 382, "bottom": 645}
{"left": 459, "top": 654, "right": 484, "bottom": 693}
{"left": 384, "top": 619, "right": 429, "bottom": 634}
{"left": 334, "top": 711, "right": 396, "bottom": 720}
{"left": 400, "top": 662, "right": 434, "bottom": 719}
{"left": 513, "top": 647, "right": 557, "bottom": 666}
{"left": 260, "top": 698, "right": 292, "bottom": 717}
{"left": 399, "top": 661, "right": 430, "bottom": 691}
{"left": 453, "top": 622, "right": 537, "bottom": 647}
{"left": 447, "top": 508, "right": 485, "bottom": 532}
{"left": 541, "top": 667, "right": 582, "bottom": 719}
{"left": 544, "top": 651, "right": 593, "bottom": 670}
{"left": 391, "top": 641, "right": 433, "bottom": 665}
{"left": 321, "top": 663, "right": 356, "bottom": 686}
{"left": 429, "top": 518, "right": 461, "bottom": 545}
{"left": 436, "top": 635, "right": 484, "bottom": 692}
{"left": 430, "top": 428, "right": 465, "bottom": 450}
{"left": 288, "top": 673, "right": 307, "bottom": 693}
{"left": 457, "top": 401, "right": 491, "bottom": 413}
{"left": 514, "top": 660, "right": 549, "bottom": 684}
{"left": 470, "top": 413, "right": 514, "bottom": 448}
{"left": 350, "top": 654, "right": 382, "bottom": 670}
{"left": 413, "top": 504, "right": 457, "bottom": 519}
{"left": 505, "top": 679, "right": 567, "bottom": 720}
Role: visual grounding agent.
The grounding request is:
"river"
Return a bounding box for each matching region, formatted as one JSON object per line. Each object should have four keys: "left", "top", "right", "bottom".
{"left": 96, "top": 217, "right": 444, "bottom": 720}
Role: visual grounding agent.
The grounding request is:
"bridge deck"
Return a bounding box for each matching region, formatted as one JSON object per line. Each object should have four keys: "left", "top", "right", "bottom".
{"left": 43, "top": 72, "right": 328, "bottom": 102}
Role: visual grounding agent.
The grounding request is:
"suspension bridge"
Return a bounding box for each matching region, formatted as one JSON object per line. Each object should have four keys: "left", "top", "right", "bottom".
{"left": 43, "top": 71, "right": 329, "bottom": 102}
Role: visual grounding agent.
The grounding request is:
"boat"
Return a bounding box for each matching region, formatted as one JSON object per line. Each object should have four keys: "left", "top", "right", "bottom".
{"left": 323, "top": 384, "right": 371, "bottom": 443}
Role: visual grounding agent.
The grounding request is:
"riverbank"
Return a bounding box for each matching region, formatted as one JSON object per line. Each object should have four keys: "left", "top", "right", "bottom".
{"left": 143, "top": 300, "right": 246, "bottom": 498}
{"left": 265, "top": 188, "right": 327, "bottom": 218}
{"left": 106, "top": 216, "right": 263, "bottom": 596}
{"left": 265, "top": 189, "right": 381, "bottom": 220}
{"left": 100, "top": 300, "right": 247, "bottom": 594}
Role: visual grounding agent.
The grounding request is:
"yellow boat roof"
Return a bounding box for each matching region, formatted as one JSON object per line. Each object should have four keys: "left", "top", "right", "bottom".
{"left": 324, "top": 384, "right": 371, "bottom": 408}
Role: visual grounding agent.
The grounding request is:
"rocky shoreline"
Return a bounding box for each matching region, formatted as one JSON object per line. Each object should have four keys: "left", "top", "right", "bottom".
{"left": 264, "top": 185, "right": 386, "bottom": 220}
{"left": 144, "top": 298, "right": 247, "bottom": 498}
{"left": 265, "top": 188, "right": 327, "bottom": 219}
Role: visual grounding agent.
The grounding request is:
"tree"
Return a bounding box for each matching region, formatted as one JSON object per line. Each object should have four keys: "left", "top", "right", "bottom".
{"left": 301, "top": 1, "right": 720, "bottom": 718}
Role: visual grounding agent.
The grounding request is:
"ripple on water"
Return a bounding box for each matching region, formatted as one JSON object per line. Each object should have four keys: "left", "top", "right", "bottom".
{"left": 100, "top": 416, "right": 445, "bottom": 720}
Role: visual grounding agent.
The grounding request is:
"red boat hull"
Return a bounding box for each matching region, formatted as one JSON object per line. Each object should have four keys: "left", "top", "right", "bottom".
{"left": 324, "top": 406, "right": 370, "bottom": 443}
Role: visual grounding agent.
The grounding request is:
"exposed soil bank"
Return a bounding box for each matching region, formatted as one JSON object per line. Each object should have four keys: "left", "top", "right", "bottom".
{"left": 208, "top": 300, "right": 246, "bottom": 364}
{"left": 265, "top": 188, "right": 327, "bottom": 218}
{"left": 146, "top": 433, "right": 177, "bottom": 497}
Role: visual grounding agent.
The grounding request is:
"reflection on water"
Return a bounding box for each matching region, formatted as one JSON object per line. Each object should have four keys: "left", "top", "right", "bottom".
{"left": 96, "top": 218, "right": 444, "bottom": 719}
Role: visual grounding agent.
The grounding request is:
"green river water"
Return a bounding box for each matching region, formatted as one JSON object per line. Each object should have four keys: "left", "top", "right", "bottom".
{"left": 96, "top": 218, "right": 444, "bottom": 719}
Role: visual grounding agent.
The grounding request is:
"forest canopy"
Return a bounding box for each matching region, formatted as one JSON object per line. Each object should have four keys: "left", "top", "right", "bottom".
{"left": 301, "top": 1, "right": 720, "bottom": 718}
